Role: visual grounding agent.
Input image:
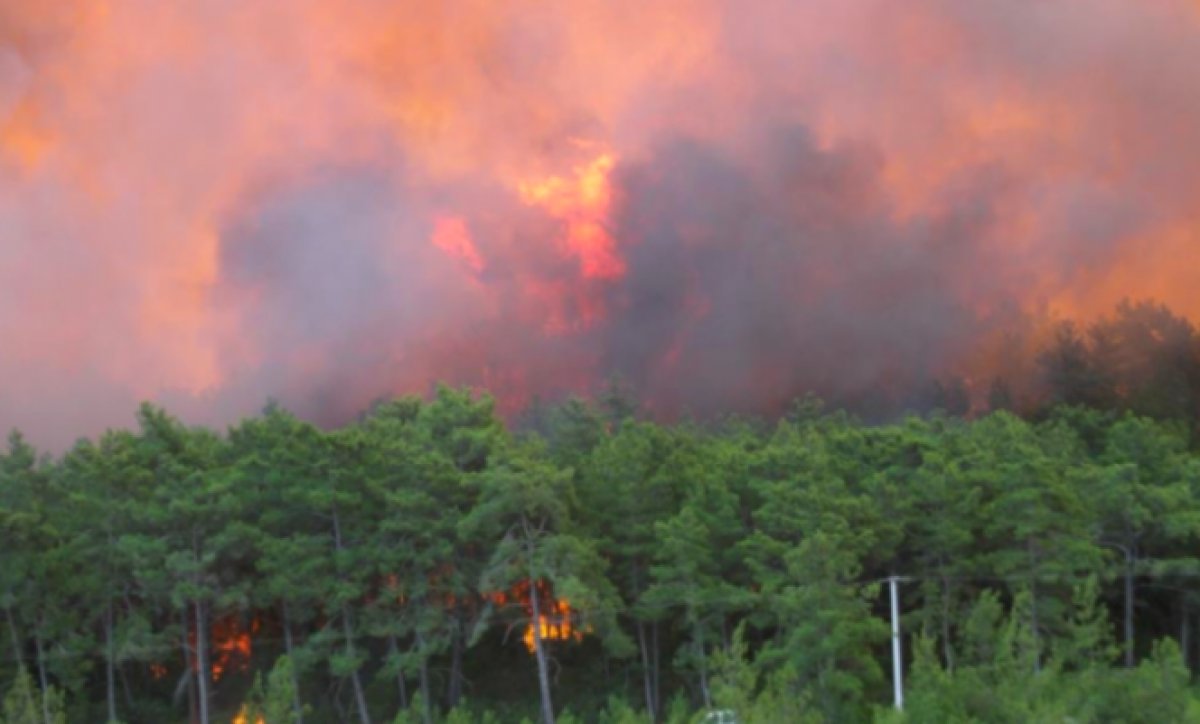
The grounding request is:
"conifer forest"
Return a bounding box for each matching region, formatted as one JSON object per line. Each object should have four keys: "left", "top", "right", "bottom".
{"left": 5, "top": 303, "right": 1200, "bottom": 723}
{"left": 6, "top": 1, "right": 1200, "bottom": 721}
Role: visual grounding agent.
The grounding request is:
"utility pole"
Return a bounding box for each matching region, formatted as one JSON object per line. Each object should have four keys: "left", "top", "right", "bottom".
{"left": 889, "top": 576, "right": 904, "bottom": 711}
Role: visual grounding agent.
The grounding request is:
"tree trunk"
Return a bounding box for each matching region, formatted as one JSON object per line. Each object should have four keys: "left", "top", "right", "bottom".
{"left": 416, "top": 632, "right": 433, "bottom": 724}
{"left": 632, "top": 563, "right": 657, "bottom": 720}
{"left": 1029, "top": 583, "right": 1041, "bottom": 673}
{"left": 5, "top": 607, "right": 22, "bottom": 670}
{"left": 446, "top": 627, "right": 464, "bottom": 709}
{"left": 281, "top": 601, "right": 304, "bottom": 724}
{"left": 941, "top": 573, "right": 954, "bottom": 671}
{"left": 331, "top": 509, "right": 372, "bottom": 724}
{"left": 4, "top": 605, "right": 35, "bottom": 723}
{"left": 194, "top": 599, "right": 211, "bottom": 724}
{"left": 695, "top": 616, "right": 711, "bottom": 709}
{"left": 119, "top": 663, "right": 135, "bottom": 711}
{"left": 636, "top": 620, "right": 656, "bottom": 718}
{"left": 1194, "top": 609, "right": 1199, "bottom": 673}
{"left": 1181, "top": 598, "right": 1190, "bottom": 670}
{"left": 180, "top": 607, "right": 197, "bottom": 724}
{"left": 34, "top": 629, "right": 50, "bottom": 724}
{"left": 387, "top": 634, "right": 408, "bottom": 710}
{"left": 106, "top": 602, "right": 117, "bottom": 724}
{"left": 1027, "top": 542, "right": 1041, "bottom": 673}
{"left": 528, "top": 575, "right": 556, "bottom": 724}
{"left": 1124, "top": 548, "right": 1136, "bottom": 668}
{"left": 332, "top": 681, "right": 347, "bottom": 722}
{"left": 651, "top": 621, "right": 661, "bottom": 719}
{"left": 340, "top": 605, "right": 372, "bottom": 724}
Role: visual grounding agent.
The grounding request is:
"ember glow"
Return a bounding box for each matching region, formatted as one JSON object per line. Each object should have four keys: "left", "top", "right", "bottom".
{"left": 3, "top": 0, "right": 1200, "bottom": 443}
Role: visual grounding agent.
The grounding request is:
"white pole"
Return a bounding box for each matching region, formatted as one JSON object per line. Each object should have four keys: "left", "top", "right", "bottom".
{"left": 889, "top": 576, "right": 904, "bottom": 711}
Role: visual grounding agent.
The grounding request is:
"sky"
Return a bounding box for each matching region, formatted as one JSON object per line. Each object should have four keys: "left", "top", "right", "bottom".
{"left": 2, "top": 0, "right": 1199, "bottom": 447}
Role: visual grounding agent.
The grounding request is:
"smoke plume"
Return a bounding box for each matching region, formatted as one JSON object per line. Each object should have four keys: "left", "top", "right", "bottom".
{"left": 2, "top": 0, "right": 1199, "bottom": 446}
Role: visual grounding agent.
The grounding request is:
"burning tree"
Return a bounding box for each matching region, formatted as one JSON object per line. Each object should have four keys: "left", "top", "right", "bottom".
{"left": 462, "top": 439, "right": 629, "bottom": 724}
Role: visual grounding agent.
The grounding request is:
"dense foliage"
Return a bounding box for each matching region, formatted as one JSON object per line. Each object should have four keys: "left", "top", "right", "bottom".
{"left": 3, "top": 300, "right": 1200, "bottom": 723}
{"left": 5, "top": 379, "right": 1200, "bottom": 723}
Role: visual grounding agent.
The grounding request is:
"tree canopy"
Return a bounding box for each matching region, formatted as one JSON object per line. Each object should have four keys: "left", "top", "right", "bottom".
{"left": 5, "top": 317, "right": 1200, "bottom": 722}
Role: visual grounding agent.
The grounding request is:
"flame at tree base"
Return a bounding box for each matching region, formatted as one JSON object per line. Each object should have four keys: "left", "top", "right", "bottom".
{"left": 232, "top": 707, "right": 265, "bottom": 724}
{"left": 523, "top": 596, "right": 586, "bottom": 653}
{"left": 490, "top": 579, "right": 591, "bottom": 653}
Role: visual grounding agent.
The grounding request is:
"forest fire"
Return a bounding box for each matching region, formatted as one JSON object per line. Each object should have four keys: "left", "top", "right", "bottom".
{"left": 2, "top": 0, "right": 1200, "bottom": 446}
{"left": 517, "top": 151, "right": 622, "bottom": 282}
{"left": 522, "top": 598, "right": 585, "bottom": 653}
{"left": 492, "top": 580, "right": 588, "bottom": 653}
{"left": 5, "top": 3, "right": 1200, "bottom": 720}
{"left": 505, "top": 148, "right": 623, "bottom": 335}
{"left": 380, "top": 570, "right": 589, "bottom": 652}
{"left": 211, "top": 616, "right": 257, "bottom": 681}
{"left": 231, "top": 708, "right": 265, "bottom": 724}
{"left": 183, "top": 614, "right": 258, "bottom": 682}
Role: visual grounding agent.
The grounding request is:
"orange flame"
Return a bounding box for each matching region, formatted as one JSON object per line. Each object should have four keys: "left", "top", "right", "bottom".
{"left": 232, "top": 707, "right": 266, "bottom": 724}
{"left": 377, "top": 571, "right": 589, "bottom": 653}
{"left": 522, "top": 596, "right": 586, "bottom": 653}
{"left": 517, "top": 151, "right": 623, "bottom": 281}
{"left": 211, "top": 615, "right": 257, "bottom": 681}
{"left": 188, "top": 614, "right": 259, "bottom": 681}
{"left": 497, "top": 579, "right": 589, "bottom": 653}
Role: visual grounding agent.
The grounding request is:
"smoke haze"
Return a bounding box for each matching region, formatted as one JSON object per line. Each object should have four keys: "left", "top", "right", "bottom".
{"left": 2, "top": 0, "right": 1199, "bottom": 446}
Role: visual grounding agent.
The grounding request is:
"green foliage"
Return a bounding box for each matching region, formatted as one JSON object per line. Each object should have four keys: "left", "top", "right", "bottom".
{"left": 1, "top": 668, "right": 66, "bottom": 724}
{"left": 662, "top": 694, "right": 692, "bottom": 724}
{"left": 597, "top": 696, "right": 651, "bottom": 724}
{"left": 392, "top": 692, "right": 427, "bottom": 724}
{"left": 705, "top": 623, "right": 833, "bottom": 723}
{"left": 443, "top": 703, "right": 481, "bottom": 724}
{"left": 240, "top": 672, "right": 266, "bottom": 724}
{"left": 1094, "top": 640, "right": 1199, "bottom": 724}
{"left": 709, "top": 623, "right": 756, "bottom": 716}
{"left": 1, "top": 669, "right": 40, "bottom": 724}
{"left": 901, "top": 583, "right": 1200, "bottom": 724}
{"left": 6, "top": 380, "right": 1200, "bottom": 721}
{"left": 263, "top": 655, "right": 300, "bottom": 724}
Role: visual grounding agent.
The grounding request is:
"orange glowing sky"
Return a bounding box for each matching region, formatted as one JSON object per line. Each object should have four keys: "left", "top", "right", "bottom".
{"left": 2, "top": 0, "right": 1199, "bottom": 445}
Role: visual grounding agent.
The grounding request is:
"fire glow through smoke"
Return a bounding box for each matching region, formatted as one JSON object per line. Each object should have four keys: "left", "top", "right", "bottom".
{"left": 3, "top": 0, "right": 1200, "bottom": 444}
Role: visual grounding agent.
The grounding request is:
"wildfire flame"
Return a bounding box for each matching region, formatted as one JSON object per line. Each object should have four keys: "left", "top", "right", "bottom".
{"left": 511, "top": 149, "right": 624, "bottom": 335}
{"left": 523, "top": 597, "right": 585, "bottom": 653}
{"left": 379, "top": 570, "right": 589, "bottom": 654}
{"left": 8, "top": 0, "right": 1200, "bottom": 453}
{"left": 232, "top": 707, "right": 265, "bottom": 724}
{"left": 517, "top": 152, "right": 623, "bottom": 281}
{"left": 493, "top": 579, "right": 588, "bottom": 653}
{"left": 186, "top": 614, "right": 258, "bottom": 682}
{"left": 212, "top": 615, "right": 257, "bottom": 681}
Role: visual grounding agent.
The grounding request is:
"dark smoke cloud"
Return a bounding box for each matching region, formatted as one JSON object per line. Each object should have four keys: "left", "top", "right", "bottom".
{"left": 202, "top": 121, "right": 1021, "bottom": 426}
{"left": 599, "top": 125, "right": 1015, "bottom": 417}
